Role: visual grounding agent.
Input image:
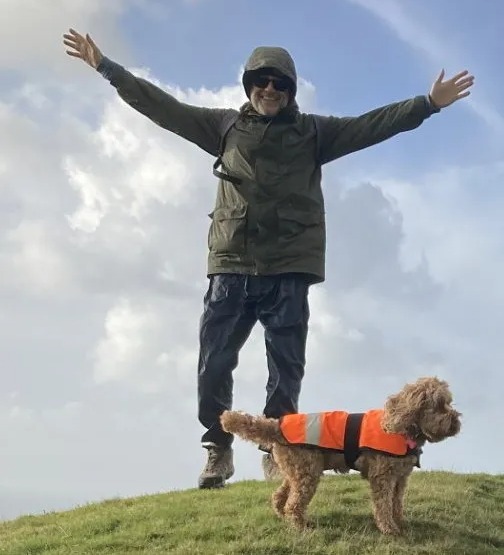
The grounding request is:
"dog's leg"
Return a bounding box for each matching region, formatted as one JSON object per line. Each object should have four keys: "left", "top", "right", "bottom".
{"left": 392, "top": 475, "right": 408, "bottom": 528}
{"left": 283, "top": 473, "right": 321, "bottom": 530}
{"left": 272, "top": 478, "right": 290, "bottom": 518}
{"left": 368, "top": 475, "right": 401, "bottom": 535}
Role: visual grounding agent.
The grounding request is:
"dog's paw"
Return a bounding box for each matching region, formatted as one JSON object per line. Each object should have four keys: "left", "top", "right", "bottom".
{"left": 286, "top": 515, "right": 308, "bottom": 531}
{"left": 377, "top": 523, "right": 402, "bottom": 536}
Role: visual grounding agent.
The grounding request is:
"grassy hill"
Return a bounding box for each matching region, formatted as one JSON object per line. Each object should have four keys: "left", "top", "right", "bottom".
{"left": 1, "top": 472, "right": 503, "bottom": 554}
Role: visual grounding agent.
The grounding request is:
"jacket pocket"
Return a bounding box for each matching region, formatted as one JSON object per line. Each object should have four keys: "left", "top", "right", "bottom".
{"left": 277, "top": 207, "right": 323, "bottom": 240}
{"left": 208, "top": 206, "right": 248, "bottom": 254}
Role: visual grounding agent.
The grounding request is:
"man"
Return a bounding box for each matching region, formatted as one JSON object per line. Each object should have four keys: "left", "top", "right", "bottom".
{"left": 63, "top": 29, "right": 474, "bottom": 489}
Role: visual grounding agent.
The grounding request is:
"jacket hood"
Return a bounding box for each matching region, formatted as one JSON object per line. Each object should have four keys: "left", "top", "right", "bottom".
{"left": 242, "top": 46, "right": 297, "bottom": 99}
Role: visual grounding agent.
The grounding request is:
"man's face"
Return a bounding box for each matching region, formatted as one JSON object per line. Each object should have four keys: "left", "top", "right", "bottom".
{"left": 250, "top": 74, "right": 290, "bottom": 116}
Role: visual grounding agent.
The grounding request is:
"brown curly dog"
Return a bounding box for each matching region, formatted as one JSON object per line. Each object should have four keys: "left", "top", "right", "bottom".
{"left": 221, "top": 377, "right": 461, "bottom": 534}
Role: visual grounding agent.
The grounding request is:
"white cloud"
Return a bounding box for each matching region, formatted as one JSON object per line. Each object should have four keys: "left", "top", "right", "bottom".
{"left": 362, "top": 163, "right": 504, "bottom": 294}
{"left": 65, "top": 158, "right": 110, "bottom": 233}
{"left": 0, "top": 0, "right": 130, "bottom": 72}
{"left": 92, "top": 297, "right": 201, "bottom": 393}
{"left": 1, "top": 220, "right": 75, "bottom": 295}
{"left": 93, "top": 298, "right": 161, "bottom": 385}
{"left": 17, "top": 83, "right": 50, "bottom": 109}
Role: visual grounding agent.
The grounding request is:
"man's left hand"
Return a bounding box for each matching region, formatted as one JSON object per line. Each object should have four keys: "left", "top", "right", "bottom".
{"left": 429, "top": 69, "right": 475, "bottom": 109}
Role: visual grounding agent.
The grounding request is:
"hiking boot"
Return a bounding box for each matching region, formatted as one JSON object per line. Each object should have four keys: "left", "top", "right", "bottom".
{"left": 262, "top": 453, "right": 283, "bottom": 481}
{"left": 198, "top": 444, "right": 234, "bottom": 489}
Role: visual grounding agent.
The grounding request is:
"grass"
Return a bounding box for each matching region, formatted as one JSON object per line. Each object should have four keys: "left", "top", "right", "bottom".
{"left": 1, "top": 472, "right": 503, "bottom": 554}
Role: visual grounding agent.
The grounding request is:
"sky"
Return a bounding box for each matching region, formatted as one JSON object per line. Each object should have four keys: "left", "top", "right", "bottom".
{"left": 1, "top": 0, "right": 503, "bottom": 521}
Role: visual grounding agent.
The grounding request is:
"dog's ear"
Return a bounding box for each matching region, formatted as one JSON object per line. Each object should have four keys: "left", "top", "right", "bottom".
{"left": 431, "top": 379, "right": 452, "bottom": 408}
{"left": 382, "top": 377, "right": 438, "bottom": 436}
{"left": 382, "top": 388, "right": 421, "bottom": 436}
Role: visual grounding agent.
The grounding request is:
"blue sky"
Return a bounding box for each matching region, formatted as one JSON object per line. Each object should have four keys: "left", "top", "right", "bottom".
{"left": 0, "top": 0, "right": 503, "bottom": 521}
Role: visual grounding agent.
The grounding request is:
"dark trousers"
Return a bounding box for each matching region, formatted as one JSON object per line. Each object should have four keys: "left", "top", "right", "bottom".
{"left": 198, "top": 273, "right": 310, "bottom": 447}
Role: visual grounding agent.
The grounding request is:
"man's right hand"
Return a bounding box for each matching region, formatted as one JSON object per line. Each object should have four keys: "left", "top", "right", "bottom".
{"left": 63, "top": 29, "right": 103, "bottom": 69}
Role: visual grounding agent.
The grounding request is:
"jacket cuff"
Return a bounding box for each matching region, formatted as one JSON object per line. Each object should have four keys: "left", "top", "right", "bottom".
{"left": 425, "top": 94, "right": 441, "bottom": 114}
{"left": 96, "top": 56, "right": 122, "bottom": 81}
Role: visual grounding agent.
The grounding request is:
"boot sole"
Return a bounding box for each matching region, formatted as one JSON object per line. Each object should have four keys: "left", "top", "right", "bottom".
{"left": 198, "top": 476, "right": 226, "bottom": 489}
{"left": 198, "top": 468, "right": 234, "bottom": 489}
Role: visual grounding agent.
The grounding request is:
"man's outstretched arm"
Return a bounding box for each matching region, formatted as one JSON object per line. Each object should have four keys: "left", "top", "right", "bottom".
{"left": 317, "top": 69, "right": 474, "bottom": 165}
{"left": 63, "top": 29, "right": 234, "bottom": 156}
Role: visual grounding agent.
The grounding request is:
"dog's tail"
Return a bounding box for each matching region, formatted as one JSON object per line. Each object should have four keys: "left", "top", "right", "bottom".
{"left": 220, "top": 411, "right": 284, "bottom": 448}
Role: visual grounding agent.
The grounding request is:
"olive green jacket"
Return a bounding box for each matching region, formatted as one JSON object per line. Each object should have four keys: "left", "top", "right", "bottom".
{"left": 98, "top": 48, "right": 436, "bottom": 283}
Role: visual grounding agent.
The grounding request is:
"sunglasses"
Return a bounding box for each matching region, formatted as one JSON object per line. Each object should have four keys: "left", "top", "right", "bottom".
{"left": 252, "top": 75, "right": 291, "bottom": 92}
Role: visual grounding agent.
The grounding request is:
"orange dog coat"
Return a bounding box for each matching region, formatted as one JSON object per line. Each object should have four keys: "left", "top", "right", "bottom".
{"left": 280, "top": 409, "right": 419, "bottom": 467}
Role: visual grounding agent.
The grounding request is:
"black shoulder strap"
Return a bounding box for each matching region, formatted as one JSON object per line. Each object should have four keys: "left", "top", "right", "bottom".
{"left": 343, "top": 413, "right": 364, "bottom": 470}
{"left": 213, "top": 112, "right": 241, "bottom": 184}
{"left": 312, "top": 114, "right": 324, "bottom": 165}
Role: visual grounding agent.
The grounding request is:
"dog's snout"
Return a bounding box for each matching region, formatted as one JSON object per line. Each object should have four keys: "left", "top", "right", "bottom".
{"left": 449, "top": 412, "right": 461, "bottom": 435}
